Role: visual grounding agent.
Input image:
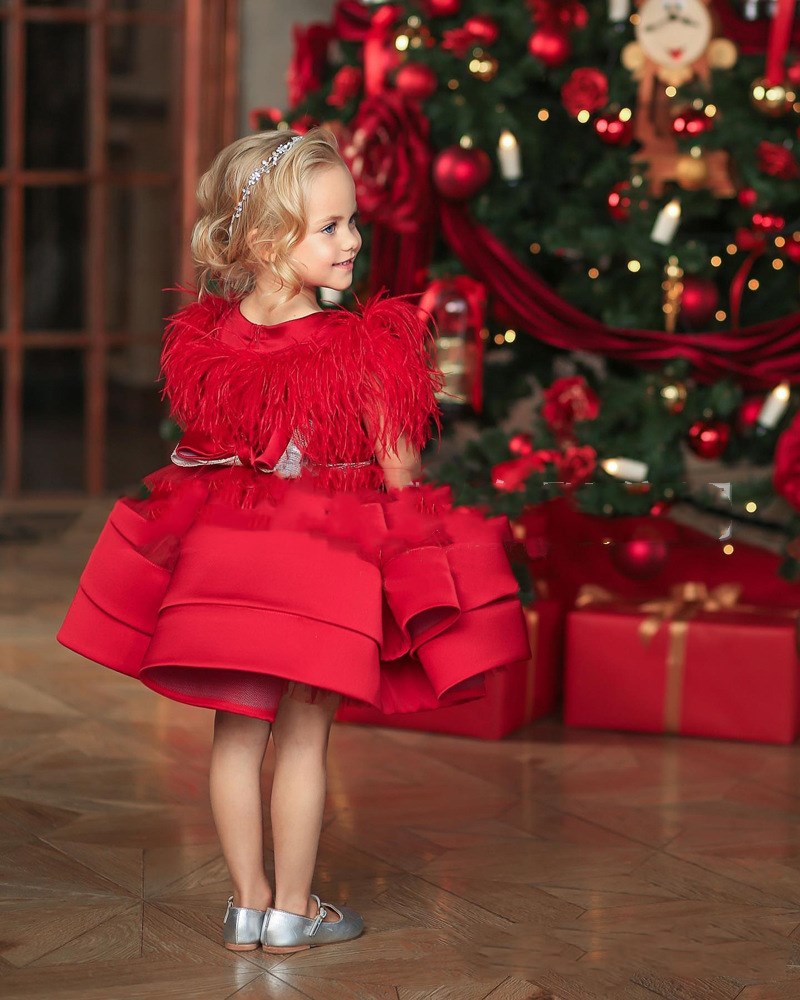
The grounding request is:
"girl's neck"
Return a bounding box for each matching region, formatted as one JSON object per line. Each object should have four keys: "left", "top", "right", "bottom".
{"left": 239, "top": 285, "right": 321, "bottom": 326}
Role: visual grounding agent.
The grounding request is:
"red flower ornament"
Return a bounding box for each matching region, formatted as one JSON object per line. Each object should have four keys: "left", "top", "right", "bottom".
{"left": 757, "top": 141, "right": 800, "bottom": 181}
{"left": 541, "top": 376, "right": 601, "bottom": 436}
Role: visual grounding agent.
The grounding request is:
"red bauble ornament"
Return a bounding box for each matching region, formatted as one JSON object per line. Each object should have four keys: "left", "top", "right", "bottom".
{"left": 737, "top": 187, "right": 758, "bottom": 208}
{"left": 509, "top": 432, "right": 534, "bottom": 457}
{"left": 610, "top": 525, "right": 669, "bottom": 580}
{"left": 395, "top": 63, "right": 438, "bottom": 100}
{"left": 607, "top": 180, "right": 632, "bottom": 221}
{"left": 464, "top": 15, "right": 499, "bottom": 47}
{"left": 785, "top": 235, "right": 800, "bottom": 264}
{"left": 737, "top": 396, "right": 763, "bottom": 432}
{"left": 527, "top": 27, "right": 571, "bottom": 68}
{"left": 680, "top": 275, "right": 718, "bottom": 327}
{"left": 593, "top": 111, "right": 634, "bottom": 146}
{"left": 433, "top": 145, "right": 491, "bottom": 201}
{"left": 424, "top": 0, "right": 461, "bottom": 15}
{"left": 671, "top": 109, "right": 712, "bottom": 136}
{"left": 687, "top": 419, "right": 731, "bottom": 459}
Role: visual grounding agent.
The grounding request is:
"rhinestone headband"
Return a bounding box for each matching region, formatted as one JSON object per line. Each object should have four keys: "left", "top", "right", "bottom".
{"left": 227, "top": 135, "right": 303, "bottom": 238}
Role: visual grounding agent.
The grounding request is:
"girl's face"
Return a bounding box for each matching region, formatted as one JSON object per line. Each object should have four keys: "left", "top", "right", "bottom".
{"left": 290, "top": 164, "right": 362, "bottom": 291}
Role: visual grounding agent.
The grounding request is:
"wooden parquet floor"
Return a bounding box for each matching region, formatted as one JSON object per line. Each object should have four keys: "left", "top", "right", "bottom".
{"left": 2, "top": 500, "right": 800, "bottom": 999}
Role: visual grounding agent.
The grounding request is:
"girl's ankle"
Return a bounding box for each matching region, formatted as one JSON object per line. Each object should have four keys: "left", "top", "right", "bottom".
{"left": 274, "top": 895, "right": 316, "bottom": 918}
{"left": 232, "top": 888, "right": 274, "bottom": 910}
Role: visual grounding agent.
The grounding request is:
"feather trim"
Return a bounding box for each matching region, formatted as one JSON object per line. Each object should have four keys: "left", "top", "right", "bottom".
{"left": 159, "top": 292, "right": 445, "bottom": 471}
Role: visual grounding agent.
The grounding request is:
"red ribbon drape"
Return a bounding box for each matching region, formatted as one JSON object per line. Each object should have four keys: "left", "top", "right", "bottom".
{"left": 439, "top": 202, "right": 800, "bottom": 388}
{"left": 765, "top": 0, "right": 798, "bottom": 83}
{"left": 711, "top": 0, "right": 800, "bottom": 55}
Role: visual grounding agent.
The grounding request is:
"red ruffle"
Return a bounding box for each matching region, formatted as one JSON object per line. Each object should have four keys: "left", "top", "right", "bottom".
{"left": 56, "top": 470, "right": 531, "bottom": 720}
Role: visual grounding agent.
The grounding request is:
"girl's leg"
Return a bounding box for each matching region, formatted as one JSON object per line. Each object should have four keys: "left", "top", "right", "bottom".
{"left": 209, "top": 709, "right": 273, "bottom": 910}
{"left": 270, "top": 682, "right": 340, "bottom": 919}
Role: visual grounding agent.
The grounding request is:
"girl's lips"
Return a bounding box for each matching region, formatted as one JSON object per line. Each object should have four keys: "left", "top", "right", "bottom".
{"left": 333, "top": 258, "right": 355, "bottom": 268}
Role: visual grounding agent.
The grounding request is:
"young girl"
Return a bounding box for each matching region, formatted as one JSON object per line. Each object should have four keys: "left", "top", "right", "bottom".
{"left": 57, "top": 128, "right": 531, "bottom": 954}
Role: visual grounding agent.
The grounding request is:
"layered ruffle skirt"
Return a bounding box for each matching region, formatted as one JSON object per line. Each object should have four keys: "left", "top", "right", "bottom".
{"left": 57, "top": 464, "right": 532, "bottom": 721}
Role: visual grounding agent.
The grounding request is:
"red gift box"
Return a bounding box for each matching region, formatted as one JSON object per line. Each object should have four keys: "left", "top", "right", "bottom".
{"left": 335, "top": 598, "right": 563, "bottom": 739}
{"left": 564, "top": 585, "right": 800, "bottom": 744}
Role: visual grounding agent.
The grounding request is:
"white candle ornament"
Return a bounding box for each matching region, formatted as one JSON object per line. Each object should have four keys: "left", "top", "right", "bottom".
{"left": 757, "top": 382, "right": 790, "bottom": 428}
{"left": 497, "top": 130, "right": 522, "bottom": 182}
{"left": 650, "top": 199, "right": 681, "bottom": 244}
{"left": 320, "top": 286, "right": 343, "bottom": 305}
{"left": 601, "top": 457, "right": 649, "bottom": 481}
{"left": 608, "top": 0, "right": 631, "bottom": 20}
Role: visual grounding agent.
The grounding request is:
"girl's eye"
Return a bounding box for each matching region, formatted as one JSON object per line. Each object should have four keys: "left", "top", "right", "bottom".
{"left": 322, "top": 223, "right": 336, "bottom": 235}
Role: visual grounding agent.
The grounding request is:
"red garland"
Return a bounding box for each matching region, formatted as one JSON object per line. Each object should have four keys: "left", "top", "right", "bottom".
{"left": 438, "top": 202, "right": 800, "bottom": 388}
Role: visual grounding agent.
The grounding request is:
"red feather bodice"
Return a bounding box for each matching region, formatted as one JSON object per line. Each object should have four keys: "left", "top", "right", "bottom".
{"left": 154, "top": 292, "right": 445, "bottom": 496}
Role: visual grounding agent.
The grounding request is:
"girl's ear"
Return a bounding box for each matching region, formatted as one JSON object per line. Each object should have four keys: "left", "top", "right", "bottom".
{"left": 247, "top": 228, "right": 276, "bottom": 263}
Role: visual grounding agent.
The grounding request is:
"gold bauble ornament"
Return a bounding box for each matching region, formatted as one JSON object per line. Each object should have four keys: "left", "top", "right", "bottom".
{"left": 660, "top": 381, "right": 688, "bottom": 414}
{"left": 675, "top": 153, "right": 709, "bottom": 190}
{"left": 750, "top": 77, "right": 796, "bottom": 117}
{"left": 394, "top": 18, "right": 434, "bottom": 52}
{"left": 468, "top": 48, "right": 499, "bottom": 82}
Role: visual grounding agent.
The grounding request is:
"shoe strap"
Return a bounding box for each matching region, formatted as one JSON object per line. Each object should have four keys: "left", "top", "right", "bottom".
{"left": 224, "top": 896, "right": 233, "bottom": 921}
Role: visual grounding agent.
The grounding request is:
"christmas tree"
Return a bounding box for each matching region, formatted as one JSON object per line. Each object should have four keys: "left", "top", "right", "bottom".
{"left": 251, "top": 0, "right": 800, "bottom": 578}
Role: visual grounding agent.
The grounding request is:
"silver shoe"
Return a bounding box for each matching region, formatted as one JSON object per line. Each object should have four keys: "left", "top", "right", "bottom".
{"left": 222, "top": 895, "right": 268, "bottom": 951}
{"left": 261, "top": 893, "right": 364, "bottom": 953}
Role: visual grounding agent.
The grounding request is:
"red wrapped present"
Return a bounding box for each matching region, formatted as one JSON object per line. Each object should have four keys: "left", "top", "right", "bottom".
{"left": 564, "top": 583, "right": 800, "bottom": 745}
{"left": 336, "top": 598, "right": 562, "bottom": 740}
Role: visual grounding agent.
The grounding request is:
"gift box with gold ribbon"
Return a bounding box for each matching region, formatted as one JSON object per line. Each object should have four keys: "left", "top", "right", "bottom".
{"left": 564, "top": 583, "right": 800, "bottom": 744}
{"left": 335, "top": 598, "right": 562, "bottom": 740}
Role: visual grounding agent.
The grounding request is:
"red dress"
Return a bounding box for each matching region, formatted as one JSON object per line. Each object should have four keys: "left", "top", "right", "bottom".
{"left": 57, "top": 293, "right": 531, "bottom": 721}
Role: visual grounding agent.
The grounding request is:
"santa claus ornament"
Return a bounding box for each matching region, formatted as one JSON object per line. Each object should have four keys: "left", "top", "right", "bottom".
{"left": 621, "top": 0, "right": 737, "bottom": 196}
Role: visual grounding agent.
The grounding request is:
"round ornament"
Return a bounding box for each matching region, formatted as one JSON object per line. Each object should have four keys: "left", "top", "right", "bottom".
{"left": 394, "top": 21, "right": 434, "bottom": 52}
{"left": 463, "top": 15, "right": 499, "bottom": 47}
{"left": 675, "top": 153, "right": 709, "bottom": 190}
{"left": 527, "top": 27, "right": 571, "bottom": 68}
{"left": 680, "top": 275, "right": 718, "bottom": 326}
{"left": 468, "top": 49, "right": 500, "bottom": 82}
{"left": 671, "top": 108, "right": 711, "bottom": 136}
{"left": 634, "top": 0, "right": 712, "bottom": 72}
{"left": 737, "top": 396, "right": 763, "bottom": 432}
{"left": 395, "top": 63, "right": 438, "bottom": 100}
{"left": 660, "top": 381, "right": 688, "bottom": 414}
{"left": 687, "top": 419, "right": 730, "bottom": 459}
{"left": 784, "top": 235, "right": 800, "bottom": 264}
{"left": 509, "top": 432, "right": 534, "bottom": 457}
{"left": 610, "top": 525, "right": 669, "bottom": 580}
{"left": 737, "top": 186, "right": 758, "bottom": 208}
{"left": 594, "top": 110, "right": 634, "bottom": 145}
{"left": 433, "top": 145, "right": 492, "bottom": 201}
{"left": 750, "top": 77, "right": 796, "bottom": 117}
{"left": 607, "top": 180, "right": 632, "bottom": 221}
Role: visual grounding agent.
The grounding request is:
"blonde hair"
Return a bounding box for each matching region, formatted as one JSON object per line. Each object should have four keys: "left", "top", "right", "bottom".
{"left": 191, "top": 127, "right": 345, "bottom": 302}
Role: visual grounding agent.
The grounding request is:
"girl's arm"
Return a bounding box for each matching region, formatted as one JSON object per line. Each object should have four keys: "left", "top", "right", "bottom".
{"left": 365, "top": 408, "right": 422, "bottom": 490}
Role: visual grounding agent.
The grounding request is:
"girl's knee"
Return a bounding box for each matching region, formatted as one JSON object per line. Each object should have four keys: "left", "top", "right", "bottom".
{"left": 272, "top": 686, "right": 339, "bottom": 756}
{"left": 213, "top": 709, "right": 271, "bottom": 749}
